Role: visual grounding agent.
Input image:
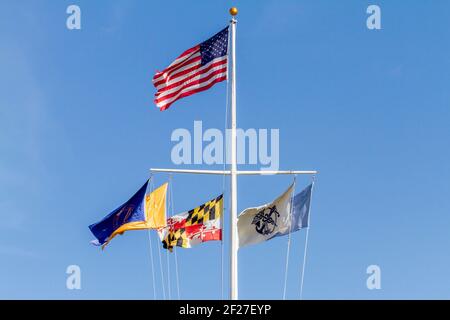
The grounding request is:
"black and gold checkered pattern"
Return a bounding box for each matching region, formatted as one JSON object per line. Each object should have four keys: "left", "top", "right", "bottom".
{"left": 162, "top": 228, "right": 188, "bottom": 252}
{"left": 185, "top": 194, "right": 223, "bottom": 226}
{"left": 162, "top": 194, "right": 223, "bottom": 251}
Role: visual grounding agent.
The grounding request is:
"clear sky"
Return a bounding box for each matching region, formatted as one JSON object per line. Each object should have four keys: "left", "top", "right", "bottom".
{"left": 1, "top": 0, "right": 450, "bottom": 299}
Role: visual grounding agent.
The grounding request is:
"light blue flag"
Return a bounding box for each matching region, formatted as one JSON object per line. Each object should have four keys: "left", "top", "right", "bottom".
{"left": 272, "top": 183, "right": 313, "bottom": 239}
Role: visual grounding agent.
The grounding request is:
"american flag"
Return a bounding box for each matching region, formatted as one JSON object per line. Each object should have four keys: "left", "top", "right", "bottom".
{"left": 152, "top": 27, "right": 229, "bottom": 111}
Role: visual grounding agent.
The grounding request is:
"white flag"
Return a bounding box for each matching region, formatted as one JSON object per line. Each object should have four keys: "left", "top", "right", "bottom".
{"left": 238, "top": 183, "right": 294, "bottom": 248}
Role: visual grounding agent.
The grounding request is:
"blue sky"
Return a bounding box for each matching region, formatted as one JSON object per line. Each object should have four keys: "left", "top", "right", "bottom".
{"left": 1, "top": 0, "right": 450, "bottom": 299}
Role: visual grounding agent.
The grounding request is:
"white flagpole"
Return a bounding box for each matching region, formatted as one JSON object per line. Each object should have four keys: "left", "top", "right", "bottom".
{"left": 229, "top": 7, "right": 239, "bottom": 300}
{"left": 149, "top": 8, "right": 318, "bottom": 299}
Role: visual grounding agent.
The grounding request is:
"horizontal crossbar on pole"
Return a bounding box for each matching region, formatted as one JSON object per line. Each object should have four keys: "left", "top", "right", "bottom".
{"left": 236, "top": 170, "right": 318, "bottom": 175}
{"left": 150, "top": 168, "right": 230, "bottom": 175}
{"left": 150, "top": 168, "right": 318, "bottom": 175}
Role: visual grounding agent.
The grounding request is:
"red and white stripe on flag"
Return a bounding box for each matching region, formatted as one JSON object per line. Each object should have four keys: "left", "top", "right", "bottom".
{"left": 152, "top": 27, "right": 229, "bottom": 111}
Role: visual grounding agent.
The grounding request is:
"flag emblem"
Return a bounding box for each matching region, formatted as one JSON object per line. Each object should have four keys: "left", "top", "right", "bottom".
{"left": 252, "top": 205, "right": 280, "bottom": 235}
{"left": 153, "top": 27, "right": 229, "bottom": 111}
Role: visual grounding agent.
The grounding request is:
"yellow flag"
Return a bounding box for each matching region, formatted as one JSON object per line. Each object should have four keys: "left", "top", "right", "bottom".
{"left": 101, "top": 182, "right": 167, "bottom": 249}
{"left": 144, "top": 182, "right": 168, "bottom": 228}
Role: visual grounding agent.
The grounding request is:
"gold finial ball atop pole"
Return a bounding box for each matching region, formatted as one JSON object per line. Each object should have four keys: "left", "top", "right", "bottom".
{"left": 229, "top": 7, "right": 238, "bottom": 16}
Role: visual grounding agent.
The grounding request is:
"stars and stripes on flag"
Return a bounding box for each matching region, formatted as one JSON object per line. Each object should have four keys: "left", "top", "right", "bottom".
{"left": 152, "top": 27, "right": 229, "bottom": 111}
{"left": 157, "top": 194, "right": 223, "bottom": 251}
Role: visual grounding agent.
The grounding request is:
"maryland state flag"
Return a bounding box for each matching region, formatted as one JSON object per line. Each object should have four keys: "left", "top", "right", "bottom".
{"left": 89, "top": 181, "right": 168, "bottom": 249}
{"left": 158, "top": 194, "right": 223, "bottom": 251}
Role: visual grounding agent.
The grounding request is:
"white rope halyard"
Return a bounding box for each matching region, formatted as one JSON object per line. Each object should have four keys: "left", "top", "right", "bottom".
{"left": 150, "top": 175, "right": 166, "bottom": 300}
{"left": 299, "top": 228, "right": 310, "bottom": 300}
{"left": 282, "top": 176, "right": 297, "bottom": 300}
{"left": 146, "top": 176, "right": 157, "bottom": 299}
{"left": 174, "top": 246, "right": 181, "bottom": 300}
{"left": 146, "top": 176, "right": 165, "bottom": 300}
{"left": 166, "top": 247, "right": 171, "bottom": 299}
{"left": 146, "top": 229, "right": 157, "bottom": 299}
{"left": 166, "top": 175, "right": 173, "bottom": 299}
{"left": 299, "top": 175, "right": 316, "bottom": 300}
{"left": 169, "top": 176, "right": 181, "bottom": 299}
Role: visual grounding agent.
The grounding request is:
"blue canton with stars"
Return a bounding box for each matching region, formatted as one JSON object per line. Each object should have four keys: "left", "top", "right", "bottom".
{"left": 200, "top": 27, "right": 229, "bottom": 66}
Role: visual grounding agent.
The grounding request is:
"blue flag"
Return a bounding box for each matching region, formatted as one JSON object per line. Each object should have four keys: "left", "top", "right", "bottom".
{"left": 272, "top": 183, "right": 313, "bottom": 239}
{"left": 89, "top": 180, "right": 149, "bottom": 248}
